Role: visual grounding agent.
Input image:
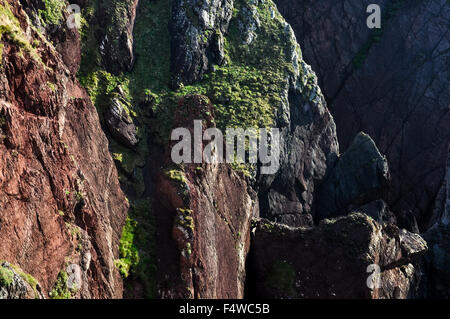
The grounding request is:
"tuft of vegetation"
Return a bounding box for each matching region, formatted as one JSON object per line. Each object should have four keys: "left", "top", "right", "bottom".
{"left": 266, "top": 261, "right": 296, "bottom": 294}
{"left": 176, "top": 208, "right": 195, "bottom": 233}
{"left": 0, "top": 0, "right": 45, "bottom": 65}
{"left": 115, "top": 199, "right": 156, "bottom": 298}
{"left": 115, "top": 216, "right": 139, "bottom": 278}
{"left": 165, "top": 169, "right": 187, "bottom": 184}
{"left": 0, "top": 266, "right": 14, "bottom": 288}
{"left": 39, "top": 0, "right": 65, "bottom": 26}
{"left": 49, "top": 270, "right": 73, "bottom": 299}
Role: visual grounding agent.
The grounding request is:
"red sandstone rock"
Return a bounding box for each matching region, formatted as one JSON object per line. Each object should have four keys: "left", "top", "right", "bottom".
{"left": 0, "top": 0, "right": 128, "bottom": 298}
{"left": 154, "top": 95, "right": 258, "bottom": 298}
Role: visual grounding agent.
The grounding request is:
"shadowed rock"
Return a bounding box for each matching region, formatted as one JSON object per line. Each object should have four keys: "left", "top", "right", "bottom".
{"left": 97, "top": 0, "right": 139, "bottom": 74}
{"left": 315, "top": 132, "right": 390, "bottom": 221}
{"left": 104, "top": 96, "right": 138, "bottom": 149}
{"left": 248, "top": 213, "right": 427, "bottom": 299}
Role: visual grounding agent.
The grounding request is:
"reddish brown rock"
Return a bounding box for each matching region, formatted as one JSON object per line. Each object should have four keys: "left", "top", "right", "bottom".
{"left": 154, "top": 95, "right": 258, "bottom": 298}
{"left": 0, "top": 0, "right": 128, "bottom": 298}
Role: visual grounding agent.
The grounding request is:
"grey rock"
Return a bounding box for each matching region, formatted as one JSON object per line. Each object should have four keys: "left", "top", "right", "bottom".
{"left": 257, "top": 21, "right": 339, "bottom": 226}
{"left": 248, "top": 213, "right": 427, "bottom": 299}
{"left": 0, "top": 262, "right": 44, "bottom": 299}
{"left": 315, "top": 132, "right": 390, "bottom": 221}
{"left": 104, "top": 96, "right": 138, "bottom": 149}
{"left": 399, "top": 229, "right": 428, "bottom": 261}
{"left": 170, "top": 0, "right": 234, "bottom": 87}
{"left": 97, "top": 0, "right": 139, "bottom": 74}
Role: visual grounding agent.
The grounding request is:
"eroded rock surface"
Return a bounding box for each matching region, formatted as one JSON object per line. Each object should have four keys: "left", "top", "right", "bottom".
{"left": 104, "top": 92, "right": 138, "bottom": 149}
{"left": 315, "top": 132, "right": 390, "bottom": 220}
{"left": 154, "top": 95, "right": 258, "bottom": 298}
{"left": 0, "top": 0, "right": 128, "bottom": 298}
{"left": 170, "top": 0, "right": 234, "bottom": 87}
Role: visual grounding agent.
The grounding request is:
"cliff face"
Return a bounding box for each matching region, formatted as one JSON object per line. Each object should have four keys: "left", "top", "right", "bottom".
{"left": 248, "top": 213, "right": 427, "bottom": 299}
{"left": 154, "top": 95, "right": 257, "bottom": 298}
{"left": 0, "top": 0, "right": 128, "bottom": 298}
{"left": 274, "top": 0, "right": 450, "bottom": 232}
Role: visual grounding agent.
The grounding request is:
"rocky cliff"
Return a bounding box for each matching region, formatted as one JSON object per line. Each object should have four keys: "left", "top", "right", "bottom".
{"left": 0, "top": 0, "right": 128, "bottom": 298}
{"left": 274, "top": 0, "right": 450, "bottom": 232}
{"left": 0, "top": 0, "right": 446, "bottom": 299}
{"left": 248, "top": 213, "right": 427, "bottom": 298}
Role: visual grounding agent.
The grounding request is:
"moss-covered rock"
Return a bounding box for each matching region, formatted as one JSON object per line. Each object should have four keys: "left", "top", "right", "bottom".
{"left": 0, "top": 261, "right": 43, "bottom": 299}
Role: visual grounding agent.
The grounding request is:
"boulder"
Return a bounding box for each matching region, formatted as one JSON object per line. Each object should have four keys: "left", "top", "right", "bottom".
{"left": 104, "top": 96, "right": 138, "bottom": 149}
{"left": 170, "top": 0, "right": 234, "bottom": 87}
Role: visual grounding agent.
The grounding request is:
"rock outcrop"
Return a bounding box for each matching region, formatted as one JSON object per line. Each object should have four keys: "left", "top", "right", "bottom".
{"left": 154, "top": 95, "right": 258, "bottom": 298}
{"left": 315, "top": 132, "right": 390, "bottom": 220}
{"left": 0, "top": 261, "right": 44, "bottom": 299}
{"left": 244, "top": 1, "right": 340, "bottom": 227}
{"left": 170, "top": 0, "right": 233, "bottom": 87}
{"left": 248, "top": 213, "right": 428, "bottom": 299}
{"left": 0, "top": 0, "right": 128, "bottom": 298}
{"left": 274, "top": 0, "right": 450, "bottom": 231}
{"left": 97, "top": 0, "right": 139, "bottom": 74}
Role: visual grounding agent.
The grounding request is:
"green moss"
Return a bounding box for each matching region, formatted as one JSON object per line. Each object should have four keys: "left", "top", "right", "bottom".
{"left": 266, "top": 261, "right": 296, "bottom": 294}
{"left": 0, "top": 266, "right": 14, "bottom": 288}
{"left": 115, "top": 216, "right": 139, "bottom": 278}
{"left": 176, "top": 208, "right": 195, "bottom": 233}
{"left": 49, "top": 270, "right": 72, "bottom": 299}
{"left": 0, "top": 0, "right": 44, "bottom": 65}
{"left": 186, "top": 242, "right": 192, "bottom": 255}
{"left": 47, "top": 81, "right": 56, "bottom": 92}
{"left": 4, "top": 263, "right": 40, "bottom": 298}
{"left": 39, "top": 0, "right": 65, "bottom": 26}
{"left": 165, "top": 169, "right": 187, "bottom": 184}
{"left": 116, "top": 199, "right": 156, "bottom": 298}
{"left": 79, "top": 0, "right": 294, "bottom": 146}
{"left": 112, "top": 152, "right": 123, "bottom": 162}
